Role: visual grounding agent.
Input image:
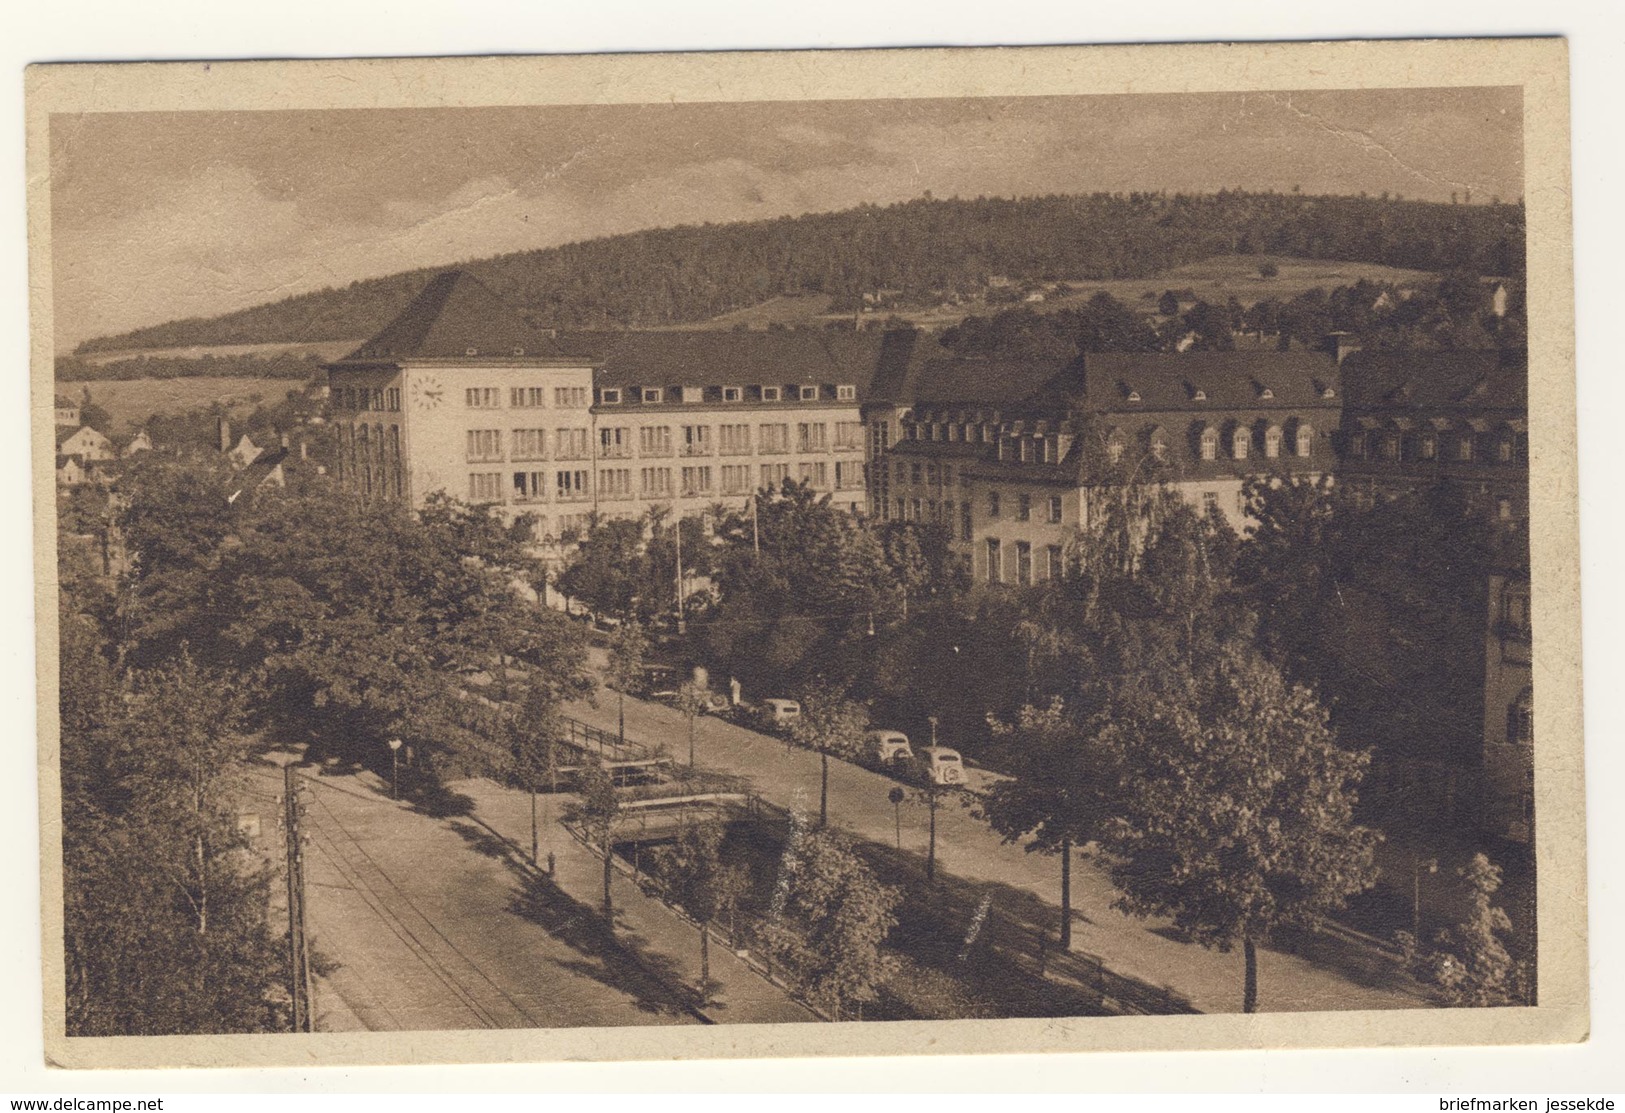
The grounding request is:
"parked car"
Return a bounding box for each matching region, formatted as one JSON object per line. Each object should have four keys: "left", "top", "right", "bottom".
{"left": 633, "top": 664, "right": 678, "bottom": 700}
{"left": 917, "top": 745, "right": 968, "bottom": 787}
{"left": 758, "top": 698, "right": 802, "bottom": 731}
{"left": 867, "top": 730, "right": 914, "bottom": 766}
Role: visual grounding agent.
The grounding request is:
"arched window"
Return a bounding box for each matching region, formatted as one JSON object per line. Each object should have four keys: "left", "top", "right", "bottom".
{"left": 1231, "top": 426, "right": 1250, "bottom": 460}
{"left": 1200, "top": 427, "right": 1218, "bottom": 461}
{"left": 1457, "top": 433, "right": 1475, "bottom": 462}
{"left": 1381, "top": 434, "right": 1400, "bottom": 461}
{"left": 1420, "top": 432, "right": 1437, "bottom": 460}
{"left": 1507, "top": 688, "right": 1534, "bottom": 746}
{"left": 1295, "top": 424, "right": 1314, "bottom": 458}
{"left": 1149, "top": 428, "right": 1169, "bottom": 462}
{"left": 1264, "top": 425, "right": 1282, "bottom": 458}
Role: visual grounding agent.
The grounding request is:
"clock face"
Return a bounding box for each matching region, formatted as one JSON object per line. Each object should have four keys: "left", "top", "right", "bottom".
{"left": 411, "top": 374, "right": 445, "bottom": 411}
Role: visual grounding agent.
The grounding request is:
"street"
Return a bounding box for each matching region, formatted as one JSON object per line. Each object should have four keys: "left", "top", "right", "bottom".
{"left": 566, "top": 656, "right": 1431, "bottom": 1016}
{"left": 250, "top": 757, "right": 707, "bottom": 1032}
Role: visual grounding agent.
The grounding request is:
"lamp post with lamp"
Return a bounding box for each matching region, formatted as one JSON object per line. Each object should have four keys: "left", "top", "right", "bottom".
{"left": 387, "top": 737, "right": 403, "bottom": 800}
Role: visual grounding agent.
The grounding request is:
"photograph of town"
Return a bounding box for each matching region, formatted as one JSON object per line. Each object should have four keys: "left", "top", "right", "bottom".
{"left": 42, "top": 73, "right": 1544, "bottom": 1046}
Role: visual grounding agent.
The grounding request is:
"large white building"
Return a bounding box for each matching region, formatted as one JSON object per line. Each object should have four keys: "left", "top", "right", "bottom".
{"left": 324, "top": 272, "right": 945, "bottom": 538}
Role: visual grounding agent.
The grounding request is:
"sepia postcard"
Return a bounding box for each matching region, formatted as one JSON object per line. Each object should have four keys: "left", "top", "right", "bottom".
{"left": 24, "top": 37, "right": 1585, "bottom": 1069}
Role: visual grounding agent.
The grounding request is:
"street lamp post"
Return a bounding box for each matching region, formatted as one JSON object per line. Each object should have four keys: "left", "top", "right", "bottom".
{"left": 1413, "top": 853, "right": 1438, "bottom": 938}
{"left": 387, "top": 737, "right": 403, "bottom": 800}
{"left": 888, "top": 786, "right": 904, "bottom": 849}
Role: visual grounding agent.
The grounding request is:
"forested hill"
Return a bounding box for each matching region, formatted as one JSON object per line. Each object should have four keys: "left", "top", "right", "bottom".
{"left": 78, "top": 191, "right": 1525, "bottom": 354}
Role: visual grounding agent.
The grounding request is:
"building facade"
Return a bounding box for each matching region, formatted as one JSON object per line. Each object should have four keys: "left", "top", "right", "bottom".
{"left": 866, "top": 350, "right": 1343, "bottom": 584}
{"left": 326, "top": 273, "right": 930, "bottom": 537}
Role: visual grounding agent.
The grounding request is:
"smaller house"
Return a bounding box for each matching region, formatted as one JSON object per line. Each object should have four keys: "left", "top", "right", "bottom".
{"left": 122, "top": 429, "right": 152, "bottom": 457}
{"left": 54, "top": 395, "right": 80, "bottom": 428}
{"left": 228, "top": 433, "right": 263, "bottom": 470}
{"left": 56, "top": 454, "right": 86, "bottom": 487}
{"left": 57, "top": 425, "right": 114, "bottom": 462}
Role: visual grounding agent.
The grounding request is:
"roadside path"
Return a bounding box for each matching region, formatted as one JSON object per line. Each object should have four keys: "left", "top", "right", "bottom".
{"left": 565, "top": 676, "right": 1429, "bottom": 1016}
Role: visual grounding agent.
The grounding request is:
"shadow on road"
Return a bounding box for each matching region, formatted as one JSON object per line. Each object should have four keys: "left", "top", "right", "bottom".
{"left": 509, "top": 870, "right": 700, "bottom": 1018}
{"left": 440, "top": 818, "right": 701, "bottom": 1020}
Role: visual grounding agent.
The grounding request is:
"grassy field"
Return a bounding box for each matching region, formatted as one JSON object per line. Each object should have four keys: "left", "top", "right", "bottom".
{"left": 695, "top": 253, "right": 1441, "bottom": 332}
{"left": 61, "top": 376, "right": 304, "bottom": 434}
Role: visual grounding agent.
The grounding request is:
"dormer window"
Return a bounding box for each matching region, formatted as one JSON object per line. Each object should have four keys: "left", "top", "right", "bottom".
{"left": 722, "top": 386, "right": 743, "bottom": 403}
{"left": 799, "top": 385, "right": 820, "bottom": 402}
{"left": 1193, "top": 388, "right": 1208, "bottom": 402}
{"left": 1296, "top": 424, "right": 1315, "bottom": 458}
{"left": 1322, "top": 386, "right": 1336, "bottom": 399}
{"left": 1106, "top": 430, "right": 1126, "bottom": 465}
{"left": 1259, "top": 387, "right": 1275, "bottom": 400}
{"left": 1127, "top": 390, "right": 1142, "bottom": 403}
{"left": 681, "top": 386, "right": 703, "bottom": 404}
{"left": 642, "top": 387, "right": 664, "bottom": 404}
{"left": 465, "top": 347, "right": 480, "bottom": 357}
{"left": 1200, "top": 427, "right": 1218, "bottom": 461}
{"left": 836, "top": 384, "right": 856, "bottom": 401}
{"left": 1232, "top": 427, "right": 1250, "bottom": 460}
{"left": 761, "top": 386, "right": 782, "bottom": 402}
{"left": 600, "top": 388, "right": 622, "bottom": 405}
{"left": 512, "top": 346, "right": 526, "bottom": 357}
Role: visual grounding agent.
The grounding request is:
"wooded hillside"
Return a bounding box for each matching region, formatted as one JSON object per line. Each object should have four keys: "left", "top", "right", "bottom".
{"left": 78, "top": 191, "right": 1524, "bottom": 354}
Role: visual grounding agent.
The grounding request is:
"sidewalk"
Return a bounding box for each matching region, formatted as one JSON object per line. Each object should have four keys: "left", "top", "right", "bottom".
{"left": 455, "top": 778, "right": 817, "bottom": 1026}
{"left": 563, "top": 686, "right": 1433, "bottom": 1016}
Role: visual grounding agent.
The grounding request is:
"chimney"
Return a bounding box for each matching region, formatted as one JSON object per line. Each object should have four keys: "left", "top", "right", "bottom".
{"left": 219, "top": 416, "right": 231, "bottom": 453}
{"left": 1327, "top": 331, "right": 1362, "bottom": 365}
{"left": 299, "top": 439, "right": 308, "bottom": 461}
{"left": 280, "top": 430, "right": 290, "bottom": 449}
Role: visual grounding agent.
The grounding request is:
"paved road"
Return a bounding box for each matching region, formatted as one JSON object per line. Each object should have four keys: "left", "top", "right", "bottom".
{"left": 567, "top": 664, "right": 1429, "bottom": 1016}
{"left": 252, "top": 758, "right": 704, "bottom": 1032}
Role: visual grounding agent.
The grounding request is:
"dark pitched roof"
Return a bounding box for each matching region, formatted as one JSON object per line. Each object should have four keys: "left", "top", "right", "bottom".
{"left": 910, "top": 357, "right": 1083, "bottom": 409}
{"left": 1079, "top": 351, "right": 1341, "bottom": 412}
{"left": 1339, "top": 349, "right": 1527, "bottom": 412}
{"left": 337, "top": 271, "right": 583, "bottom": 363}
{"left": 558, "top": 329, "right": 890, "bottom": 394}
{"left": 865, "top": 329, "right": 958, "bottom": 405}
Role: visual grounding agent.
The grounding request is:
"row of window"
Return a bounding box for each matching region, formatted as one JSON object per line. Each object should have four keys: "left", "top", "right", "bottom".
{"left": 462, "top": 422, "right": 864, "bottom": 463}
{"left": 335, "top": 386, "right": 402, "bottom": 413}
{"left": 599, "top": 384, "right": 858, "bottom": 406}
{"left": 1349, "top": 429, "right": 1528, "bottom": 465}
{"left": 467, "top": 386, "right": 590, "bottom": 410}
{"left": 984, "top": 538, "right": 1066, "bottom": 586}
{"left": 471, "top": 461, "right": 864, "bottom": 505}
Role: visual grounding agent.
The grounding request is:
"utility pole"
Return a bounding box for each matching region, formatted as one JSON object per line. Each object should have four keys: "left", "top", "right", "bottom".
{"left": 284, "top": 764, "right": 314, "bottom": 1032}
{"left": 675, "top": 516, "right": 686, "bottom": 635}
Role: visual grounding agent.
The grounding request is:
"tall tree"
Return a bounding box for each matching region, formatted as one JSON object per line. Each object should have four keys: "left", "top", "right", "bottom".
{"left": 604, "top": 620, "right": 649, "bottom": 746}
{"left": 654, "top": 817, "right": 747, "bottom": 994}
{"left": 787, "top": 684, "right": 870, "bottom": 828}
{"left": 980, "top": 698, "right": 1114, "bottom": 948}
{"left": 61, "top": 649, "right": 285, "bottom": 1034}
{"left": 568, "top": 756, "right": 624, "bottom": 919}
{"left": 1097, "top": 642, "right": 1379, "bottom": 1013}
{"left": 763, "top": 827, "right": 900, "bottom": 1019}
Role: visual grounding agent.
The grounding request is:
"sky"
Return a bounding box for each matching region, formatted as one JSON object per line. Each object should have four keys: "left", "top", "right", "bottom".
{"left": 48, "top": 87, "right": 1523, "bottom": 349}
